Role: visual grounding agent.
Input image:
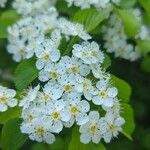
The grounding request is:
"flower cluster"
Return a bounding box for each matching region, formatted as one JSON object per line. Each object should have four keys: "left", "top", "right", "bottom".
{"left": 102, "top": 14, "right": 141, "bottom": 61}
{"left": 0, "top": 0, "right": 7, "bottom": 8}
{"left": 12, "top": 0, "right": 57, "bottom": 16}
{"left": 5, "top": 0, "right": 125, "bottom": 145}
{"left": 7, "top": 7, "right": 91, "bottom": 62}
{"left": 65, "top": 0, "right": 120, "bottom": 9}
{"left": 0, "top": 85, "right": 17, "bottom": 112}
{"left": 19, "top": 40, "right": 125, "bottom": 144}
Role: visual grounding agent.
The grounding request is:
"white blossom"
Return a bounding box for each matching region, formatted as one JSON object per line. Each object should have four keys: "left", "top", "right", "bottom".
{"left": 0, "top": 0, "right": 7, "bottom": 8}
{"left": 0, "top": 85, "right": 17, "bottom": 112}
{"left": 73, "top": 41, "right": 104, "bottom": 65}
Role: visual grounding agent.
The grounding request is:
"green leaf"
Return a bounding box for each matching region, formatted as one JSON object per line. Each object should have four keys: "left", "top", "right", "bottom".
{"left": 69, "top": 127, "right": 106, "bottom": 150}
{"left": 111, "top": 75, "right": 132, "bottom": 103}
{"left": 0, "top": 9, "right": 20, "bottom": 38}
{"left": 102, "top": 54, "right": 111, "bottom": 69}
{"left": 73, "top": 8, "right": 111, "bottom": 32}
{"left": 0, "top": 24, "right": 7, "bottom": 38}
{"left": 119, "top": 0, "right": 137, "bottom": 8}
{"left": 1, "top": 118, "right": 27, "bottom": 150}
{"left": 121, "top": 103, "right": 135, "bottom": 140}
{"left": 137, "top": 40, "right": 150, "bottom": 56}
{"left": 0, "top": 107, "right": 21, "bottom": 124}
{"left": 0, "top": 9, "right": 20, "bottom": 26}
{"left": 139, "top": 0, "right": 150, "bottom": 16}
{"left": 141, "top": 56, "right": 150, "bottom": 73}
{"left": 115, "top": 8, "right": 141, "bottom": 37}
{"left": 14, "top": 58, "right": 39, "bottom": 90}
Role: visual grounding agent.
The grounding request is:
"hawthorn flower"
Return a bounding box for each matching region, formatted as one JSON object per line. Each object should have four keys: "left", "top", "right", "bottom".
{"left": 21, "top": 118, "right": 56, "bottom": 144}
{"left": 73, "top": 41, "right": 104, "bottom": 65}
{"left": 64, "top": 98, "right": 90, "bottom": 127}
{"left": 102, "top": 112, "right": 125, "bottom": 143}
{"left": 0, "top": 85, "right": 17, "bottom": 112}
{"left": 13, "top": 0, "right": 54, "bottom": 16}
{"left": 35, "top": 39, "right": 61, "bottom": 70}
{"left": 37, "top": 82, "right": 63, "bottom": 104}
{"left": 60, "top": 56, "right": 90, "bottom": 77}
{"left": 92, "top": 80, "right": 118, "bottom": 107}
{"left": 19, "top": 85, "right": 40, "bottom": 109}
{"left": 57, "top": 18, "right": 91, "bottom": 41}
{"left": 79, "top": 111, "right": 105, "bottom": 144}
{"left": 38, "top": 62, "right": 66, "bottom": 82}
{"left": 75, "top": 76, "right": 94, "bottom": 100}
{"left": 44, "top": 100, "right": 71, "bottom": 133}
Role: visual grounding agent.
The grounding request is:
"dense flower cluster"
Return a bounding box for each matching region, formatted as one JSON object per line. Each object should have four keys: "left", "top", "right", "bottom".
{"left": 102, "top": 9, "right": 150, "bottom": 61}
{"left": 0, "top": 0, "right": 7, "bottom": 8}
{"left": 19, "top": 40, "right": 125, "bottom": 144}
{"left": 65, "top": 0, "right": 120, "bottom": 9}
{"left": 4, "top": 0, "right": 125, "bottom": 145}
{"left": 0, "top": 85, "right": 17, "bottom": 112}
{"left": 102, "top": 14, "right": 141, "bottom": 61}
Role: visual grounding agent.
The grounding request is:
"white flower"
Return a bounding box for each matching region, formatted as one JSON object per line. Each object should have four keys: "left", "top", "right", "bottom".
{"left": 73, "top": 41, "right": 104, "bottom": 65}
{"left": 60, "top": 56, "right": 90, "bottom": 77}
{"left": 44, "top": 100, "right": 71, "bottom": 133}
{"left": 0, "top": 0, "right": 7, "bottom": 8}
{"left": 102, "top": 112, "right": 125, "bottom": 143}
{"left": 37, "top": 82, "right": 63, "bottom": 104}
{"left": 58, "top": 73, "right": 76, "bottom": 94}
{"left": 75, "top": 76, "right": 94, "bottom": 100}
{"left": 92, "top": 80, "right": 118, "bottom": 107}
{"left": 35, "top": 39, "right": 60, "bottom": 70}
{"left": 57, "top": 18, "right": 91, "bottom": 41}
{"left": 79, "top": 111, "right": 105, "bottom": 144}
{"left": 21, "top": 118, "right": 56, "bottom": 144}
{"left": 0, "top": 85, "right": 17, "bottom": 112}
{"left": 64, "top": 98, "right": 90, "bottom": 127}
{"left": 38, "top": 62, "right": 66, "bottom": 82}
{"left": 19, "top": 85, "right": 40, "bottom": 109}
{"left": 13, "top": 0, "right": 54, "bottom": 16}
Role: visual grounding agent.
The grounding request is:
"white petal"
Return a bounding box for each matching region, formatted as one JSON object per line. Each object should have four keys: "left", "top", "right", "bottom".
{"left": 0, "top": 104, "right": 7, "bottom": 112}
{"left": 78, "top": 100, "right": 90, "bottom": 112}
{"left": 92, "top": 96, "right": 103, "bottom": 105}
{"left": 44, "top": 132, "right": 55, "bottom": 144}
{"left": 51, "top": 50, "right": 60, "bottom": 62}
{"left": 51, "top": 121, "right": 63, "bottom": 133}
{"left": 61, "top": 110, "right": 71, "bottom": 122}
{"left": 80, "top": 133, "right": 91, "bottom": 144}
{"left": 107, "top": 87, "right": 118, "bottom": 97}
{"left": 92, "top": 133, "right": 101, "bottom": 144}
{"left": 6, "top": 98, "right": 17, "bottom": 107}
{"left": 76, "top": 113, "right": 89, "bottom": 125}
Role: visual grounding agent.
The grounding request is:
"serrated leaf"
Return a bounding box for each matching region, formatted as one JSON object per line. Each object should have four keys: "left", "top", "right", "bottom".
{"left": 0, "top": 107, "right": 21, "bottom": 124}
{"left": 73, "top": 8, "right": 110, "bottom": 32}
{"left": 1, "top": 118, "right": 27, "bottom": 150}
{"left": 121, "top": 103, "right": 135, "bottom": 140}
{"left": 115, "top": 8, "right": 141, "bottom": 37}
{"left": 102, "top": 54, "right": 111, "bottom": 69}
{"left": 69, "top": 127, "right": 106, "bottom": 150}
{"left": 14, "top": 58, "right": 39, "bottom": 90}
{"left": 111, "top": 75, "right": 132, "bottom": 103}
{"left": 141, "top": 56, "right": 150, "bottom": 73}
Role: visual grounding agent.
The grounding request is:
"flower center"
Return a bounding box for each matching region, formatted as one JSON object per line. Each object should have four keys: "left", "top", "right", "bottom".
{"left": 90, "top": 124, "right": 97, "bottom": 134}
{"left": 70, "top": 106, "right": 79, "bottom": 115}
{"left": 50, "top": 71, "right": 58, "bottom": 80}
{"left": 51, "top": 111, "right": 60, "bottom": 121}
{"left": 108, "top": 124, "right": 115, "bottom": 132}
{"left": 92, "top": 51, "right": 98, "bottom": 57}
{"left": 83, "top": 81, "right": 90, "bottom": 90}
{"left": 70, "top": 66, "right": 79, "bottom": 74}
{"left": 27, "top": 114, "right": 33, "bottom": 122}
{"left": 82, "top": 51, "right": 89, "bottom": 56}
{"left": 35, "top": 127, "right": 45, "bottom": 135}
{"left": 63, "top": 84, "right": 72, "bottom": 92}
{"left": 19, "top": 48, "right": 24, "bottom": 54}
{"left": 99, "top": 91, "right": 107, "bottom": 97}
{"left": 43, "top": 94, "right": 49, "bottom": 102}
{"left": 0, "top": 95, "right": 6, "bottom": 103}
{"left": 43, "top": 54, "right": 50, "bottom": 61}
